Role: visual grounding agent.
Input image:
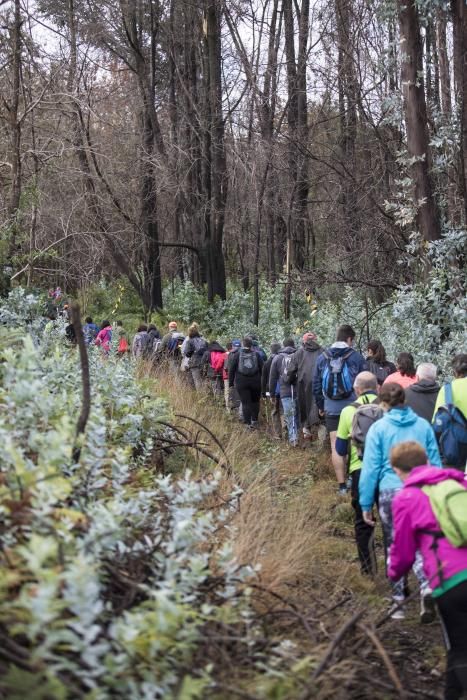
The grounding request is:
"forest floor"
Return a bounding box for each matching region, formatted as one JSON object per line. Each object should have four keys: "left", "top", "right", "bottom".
{"left": 146, "top": 363, "right": 446, "bottom": 700}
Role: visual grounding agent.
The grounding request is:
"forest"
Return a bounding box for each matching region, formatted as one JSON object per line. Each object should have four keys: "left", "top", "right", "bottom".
{"left": 0, "top": 0, "right": 466, "bottom": 699}
{"left": 0, "top": 0, "right": 465, "bottom": 327}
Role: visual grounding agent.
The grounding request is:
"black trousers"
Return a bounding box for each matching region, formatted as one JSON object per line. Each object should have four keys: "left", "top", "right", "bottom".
{"left": 436, "top": 580, "right": 467, "bottom": 700}
{"left": 350, "top": 469, "right": 377, "bottom": 576}
{"left": 237, "top": 385, "right": 261, "bottom": 425}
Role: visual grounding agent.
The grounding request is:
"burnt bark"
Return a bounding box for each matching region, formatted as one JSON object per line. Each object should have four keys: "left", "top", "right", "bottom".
{"left": 203, "top": 1, "right": 227, "bottom": 301}
{"left": 283, "top": 0, "right": 310, "bottom": 271}
{"left": 452, "top": 0, "right": 467, "bottom": 223}
{"left": 398, "top": 0, "right": 441, "bottom": 241}
{"left": 6, "top": 0, "right": 22, "bottom": 258}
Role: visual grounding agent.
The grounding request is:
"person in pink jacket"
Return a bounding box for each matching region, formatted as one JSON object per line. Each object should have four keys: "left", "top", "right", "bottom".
{"left": 382, "top": 351, "right": 417, "bottom": 389}
{"left": 94, "top": 320, "right": 113, "bottom": 354}
{"left": 388, "top": 440, "right": 467, "bottom": 700}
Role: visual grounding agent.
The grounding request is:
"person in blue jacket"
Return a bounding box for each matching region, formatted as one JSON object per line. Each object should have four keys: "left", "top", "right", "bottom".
{"left": 359, "top": 382, "right": 442, "bottom": 621}
{"left": 313, "top": 324, "right": 367, "bottom": 494}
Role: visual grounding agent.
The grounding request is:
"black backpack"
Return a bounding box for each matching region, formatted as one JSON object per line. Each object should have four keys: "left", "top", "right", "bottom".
{"left": 238, "top": 349, "right": 259, "bottom": 376}
{"left": 368, "top": 360, "right": 392, "bottom": 386}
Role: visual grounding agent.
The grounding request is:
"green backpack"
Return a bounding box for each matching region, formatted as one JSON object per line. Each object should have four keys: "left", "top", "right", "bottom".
{"left": 422, "top": 479, "right": 467, "bottom": 548}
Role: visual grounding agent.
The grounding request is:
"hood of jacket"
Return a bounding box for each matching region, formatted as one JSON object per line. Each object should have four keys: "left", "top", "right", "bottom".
{"left": 279, "top": 346, "right": 296, "bottom": 356}
{"left": 327, "top": 343, "right": 353, "bottom": 358}
{"left": 409, "top": 380, "right": 440, "bottom": 394}
{"left": 385, "top": 406, "right": 419, "bottom": 427}
{"left": 207, "top": 341, "right": 225, "bottom": 352}
{"left": 404, "top": 465, "right": 466, "bottom": 488}
{"left": 304, "top": 340, "right": 321, "bottom": 352}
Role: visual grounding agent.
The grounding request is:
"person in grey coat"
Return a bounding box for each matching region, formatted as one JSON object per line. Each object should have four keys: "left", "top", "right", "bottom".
{"left": 404, "top": 362, "right": 439, "bottom": 422}
{"left": 269, "top": 339, "right": 298, "bottom": 445}
{"left": 287, "top": 332, "right": 322, "bottom": 440}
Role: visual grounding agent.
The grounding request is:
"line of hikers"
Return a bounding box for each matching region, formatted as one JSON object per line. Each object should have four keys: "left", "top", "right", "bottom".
{"left": 61, "top": 314, "right": 467, "bottom": 699}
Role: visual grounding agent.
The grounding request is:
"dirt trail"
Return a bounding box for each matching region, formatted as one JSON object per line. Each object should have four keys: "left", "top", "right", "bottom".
{"left": 149, "top": 364, "right": 445, "bottom": 698}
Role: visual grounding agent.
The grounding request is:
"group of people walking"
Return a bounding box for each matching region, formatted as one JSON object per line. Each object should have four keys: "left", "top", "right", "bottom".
{"left": 60, "top": 312, "right": 467, "bottom": 699}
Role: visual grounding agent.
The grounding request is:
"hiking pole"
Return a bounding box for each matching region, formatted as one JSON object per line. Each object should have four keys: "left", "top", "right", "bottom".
{"left": 291, "top": 384, "right": 297, "bottom": 445}
{"left": 264, "top": 394, "right": 271, "bottom": 432}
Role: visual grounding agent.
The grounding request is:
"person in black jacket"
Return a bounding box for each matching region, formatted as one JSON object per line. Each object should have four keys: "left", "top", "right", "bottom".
{"left": 261, "top": 342, "right": 282, "bottom": 438}
{"left": 366, "top": 339, "right": 396, "bottom": 385}
{"left": 405, "top": 362, "right": 439, "bottom": 422}
{"left": 229, "top": 337, "right": 264, "bottom": 427}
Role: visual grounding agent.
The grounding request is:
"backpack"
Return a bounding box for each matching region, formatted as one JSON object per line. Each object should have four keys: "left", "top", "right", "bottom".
{"left": 133, "top": 332, "right": 149, "bottom": 358}
{"left": 118, "top": 337, "right": 129, "bottom": 354}
{"left": 167, "top": 333, "right": 185, "bottom": 355}
{"left": 281, "top": 354, "right": 294, "bottom": 384}
{"left": 210, "top": 351, "right": 225, "bottom": 376}
{"left": 187, "top": 337, "right": 207, "bottom": 367}
{"left": 433, "top": 382, "right": 467, "bottom": 469}
{"left": 350, "top": 397, "right": 384, "bottom": 459}
{"left": 368, "top": 360, "right": 392, "bottom": 386}
{"left": 152, "top": 338, "right": 162, "bottom": 355}
{"left": 238, "top": 349, "right": 259, "bottom": 376}
{"left": 421, "top": 480, "right": 467, "bottom": 548}
{"left": 140, "top": 333, "right": 155, "bottom": 359}
{"left": 321, "top": 349, "right": 354, "bottom": 400}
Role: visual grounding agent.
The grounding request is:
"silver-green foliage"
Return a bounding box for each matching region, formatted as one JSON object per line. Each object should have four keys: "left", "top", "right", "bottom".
{"left": 0, "top": 295, "right": 254, "bottom": 699}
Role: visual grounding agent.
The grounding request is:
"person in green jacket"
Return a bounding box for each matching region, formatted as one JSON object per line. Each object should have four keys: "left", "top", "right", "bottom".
{"left": 433, "top": 354, "right": 467, "bottom": 469}
{"left": 433, "top": 354, "right": 467, "bottom": 420}
{"left": 336, "top": 371, "right": 378, "bottom": 575}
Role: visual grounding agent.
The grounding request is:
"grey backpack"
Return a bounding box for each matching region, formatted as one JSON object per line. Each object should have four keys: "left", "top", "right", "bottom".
{"left": 351, "top": 398, "right": 384, "bottom": 459}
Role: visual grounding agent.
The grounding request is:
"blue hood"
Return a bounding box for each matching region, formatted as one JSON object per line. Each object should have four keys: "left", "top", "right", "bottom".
{"left": 386, "top": 406, "right": 419, "bottom": 427}
{"left": 359, "top": 406, "right": 442, "bottom": 511}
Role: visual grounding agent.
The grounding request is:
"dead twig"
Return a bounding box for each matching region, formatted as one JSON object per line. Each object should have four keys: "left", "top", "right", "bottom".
{"left": 174, "top": 413, "right": 232, "bottom": 475}
{"left": 310, "top": 609, "right": 365, "bottom": 682}
{"left": 358, "top": 623, "right": 407, "bottom": 698}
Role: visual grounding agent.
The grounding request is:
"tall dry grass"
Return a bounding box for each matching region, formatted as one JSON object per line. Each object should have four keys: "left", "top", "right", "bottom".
{"left": 143, "top": 361, "right": 371, "bottom": 599}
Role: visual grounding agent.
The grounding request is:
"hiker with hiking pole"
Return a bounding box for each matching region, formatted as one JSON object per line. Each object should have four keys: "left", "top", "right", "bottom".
{"left": 269, "top": 339, "right": 299, "bottom": 447}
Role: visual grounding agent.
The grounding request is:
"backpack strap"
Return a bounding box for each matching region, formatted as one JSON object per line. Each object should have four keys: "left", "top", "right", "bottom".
{"left": 411, "top": 486, "right": 448, "bottom": 585}
{"left": 444, "top": 382, "right": 453, "bottom": 406}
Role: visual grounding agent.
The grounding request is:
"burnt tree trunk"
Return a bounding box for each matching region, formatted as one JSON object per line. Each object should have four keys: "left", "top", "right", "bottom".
{"left": 203, "top": 1, "right": 227, "bottom": 301}
{"left": 283, "top": 0, "right": 310, "bottom": 271}
{"left": 398, "top": 0, "right": 441, "bottom": 241}
{"left": 452, "top": 0, "right": 467, "bottom": 223}
{"left": 6, "top": 0, "right": 22, "bottom": 259}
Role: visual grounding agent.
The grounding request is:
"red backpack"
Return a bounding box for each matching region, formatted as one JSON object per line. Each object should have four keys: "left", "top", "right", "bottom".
{"left": 210, "top": 351, "right": 225, "bottom": 376}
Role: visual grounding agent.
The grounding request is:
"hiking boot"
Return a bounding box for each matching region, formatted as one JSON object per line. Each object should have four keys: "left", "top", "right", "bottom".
{"left": 338, "top": 484, "right": 349, "bottom": 496}
{"left": 420, "top": 593, "right": 436, "bottom": 624}
{"left": 390, "top": 596, "right": 405, "bottom": 620}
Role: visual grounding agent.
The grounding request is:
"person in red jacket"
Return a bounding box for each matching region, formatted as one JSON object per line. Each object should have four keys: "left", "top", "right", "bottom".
{"left": 201, "top": 340, "right": 226, "bottom": 397}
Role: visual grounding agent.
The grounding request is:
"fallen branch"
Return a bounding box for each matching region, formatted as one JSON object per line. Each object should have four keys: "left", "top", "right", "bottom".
{"left": 310, "top": 609, "right": 365, "bottom": 682}
{"left": 358, "top": 623, "right": 406, "bottom": 698}
{"left": 174, "top": 413, "right": 232, "bottom": 475}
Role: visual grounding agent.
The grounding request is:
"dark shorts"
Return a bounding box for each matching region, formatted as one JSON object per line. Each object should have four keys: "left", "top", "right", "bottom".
{"left": 325, "top": 414, "right": 340, "bottom": 433}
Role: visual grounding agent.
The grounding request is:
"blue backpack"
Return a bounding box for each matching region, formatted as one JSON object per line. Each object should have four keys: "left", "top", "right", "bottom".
{"left": 433, "top": 382, "right": 467, "bottom": 469}
{"left": 322, "top": 349, "right": 354, "bottom": 400}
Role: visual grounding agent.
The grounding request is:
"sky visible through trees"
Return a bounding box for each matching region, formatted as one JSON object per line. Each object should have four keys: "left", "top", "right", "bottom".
{"left": 0, "top": 0, "right": 465, "bottom": 315}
